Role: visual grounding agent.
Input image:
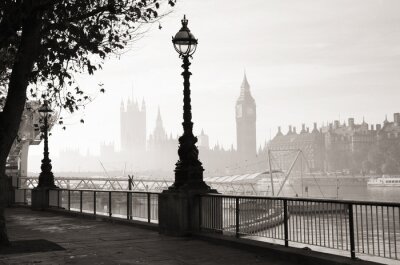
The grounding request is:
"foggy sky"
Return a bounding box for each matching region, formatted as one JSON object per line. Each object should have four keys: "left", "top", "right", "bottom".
{"left": 28, "top": 0, "right": 400, "bottom": 172}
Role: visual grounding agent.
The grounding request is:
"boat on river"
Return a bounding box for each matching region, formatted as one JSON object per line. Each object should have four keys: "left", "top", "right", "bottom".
{"left": 367, "top": 175, "right": 400, "bottom": 187}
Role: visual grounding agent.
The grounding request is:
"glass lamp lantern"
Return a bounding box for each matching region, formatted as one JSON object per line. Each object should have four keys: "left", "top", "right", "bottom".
{"left": 172, "top": 15, "right": 198, "bottom": 57}
{"left": 38, "top": 100, "right": 52, "bottom": 120}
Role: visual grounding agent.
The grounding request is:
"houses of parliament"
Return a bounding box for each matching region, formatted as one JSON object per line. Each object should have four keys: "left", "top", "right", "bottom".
{"left": 57, "top": 73, "right": 259, "bottom": 175}
{"left": 117, "top": 72, "right": 259, "bottom": 176}
{"left": 57, "top": 72, "right": 400, "bottom": 176}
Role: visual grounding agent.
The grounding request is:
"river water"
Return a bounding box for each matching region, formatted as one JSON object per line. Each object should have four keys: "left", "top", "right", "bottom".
{"left": 277, "top": 177, "right": 400, "bottom": 202}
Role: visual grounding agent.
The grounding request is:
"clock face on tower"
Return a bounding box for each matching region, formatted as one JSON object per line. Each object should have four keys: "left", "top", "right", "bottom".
{"left": 247, "top": 107, "right": 254, "bottom": 115}
{"left": 236, "top": 104, "right": 242, "bottom": 118}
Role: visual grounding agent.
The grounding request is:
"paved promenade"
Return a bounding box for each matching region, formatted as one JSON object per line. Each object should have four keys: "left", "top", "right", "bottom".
{"left": 2, "top": 208, "right": 292, "bottom": 265}
{"left": 1, "top": 208, "right": 383, "bottom": 265}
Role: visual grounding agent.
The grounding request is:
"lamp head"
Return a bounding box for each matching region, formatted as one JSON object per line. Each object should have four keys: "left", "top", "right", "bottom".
{"left": 172, "top": 15, "right": 198, "bottom": 57}
{"left": 38, "top": 100, "right": 52, "bottom": 119}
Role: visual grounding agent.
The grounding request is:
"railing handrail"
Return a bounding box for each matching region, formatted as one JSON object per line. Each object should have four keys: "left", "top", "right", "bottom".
{"left": 50, "top": 188, "right": 161, "bottom": 195}
{"left": 200, "top": 193, "right": 400, "bottom": 207}
{"left": 200, "top": 192, "right": 400, "bottom": 261}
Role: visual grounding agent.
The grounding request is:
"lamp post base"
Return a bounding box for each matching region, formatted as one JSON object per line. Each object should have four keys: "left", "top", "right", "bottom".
{"left": 159, "top": 185, "right": 217, "bottom": 236}
{"left": 31, "top": 187, "right": 50, "bottom": 210}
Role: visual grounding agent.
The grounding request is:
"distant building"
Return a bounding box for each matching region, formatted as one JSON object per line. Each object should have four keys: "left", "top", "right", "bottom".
{"left": 268, "top": 123, "right": 325, "bottom": 171}
{"left": 198, "top": 129, "right": 209, "bottom": 149}
{"left": 378, "top": 113, "right": 400, "bottom": 141}
{"left": 236, "top": 73, "right": 257, "bottom": 162}
{"left": 120, "top": 98, "right": 146, "bottom": 161}
{"left": 147, "top": 107, "right": 178, "bottom": 172}
{"left": 323, "top": 118, "right": 376, "bottom": 171}
{"left": 63, "top": 72, "right": 400, "bottom": 176}
{"left": 55, "top": 71, "right": 400, "bottom": 176}
{"left": 58, "top": 73, "right": 265, "bottom": 176}
{"left": 269, "top": 113, "right": 400, "bottom": 174}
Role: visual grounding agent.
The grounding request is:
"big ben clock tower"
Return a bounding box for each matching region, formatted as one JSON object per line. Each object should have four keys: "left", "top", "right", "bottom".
{"left": 236, "top": 72, "right": 256, "bottom": 161}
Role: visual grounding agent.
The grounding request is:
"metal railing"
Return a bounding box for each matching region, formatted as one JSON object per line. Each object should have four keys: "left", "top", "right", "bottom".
{"left": 200, "top": 194, "right": 400, "bottom": 261}
{"left": 13, "top": 187, "right": 399, "bottom": 261}
{"left": 47, "top": 189, "right": 159, "bottom": 223}
{"left": 14, "top": 189, "right": 32, "bottom": 206}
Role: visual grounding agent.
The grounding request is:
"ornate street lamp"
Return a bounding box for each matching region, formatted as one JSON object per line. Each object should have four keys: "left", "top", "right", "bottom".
{"left": 37, "top": 100, "right": 57, "bottom": 188}
{"left": 171, "top": 15, "right": 210, "bottom": 190}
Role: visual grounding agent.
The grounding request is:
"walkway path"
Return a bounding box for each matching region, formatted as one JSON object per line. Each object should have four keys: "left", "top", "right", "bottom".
{"left": 2, "top": 208, "right": 288, "bottom": 265}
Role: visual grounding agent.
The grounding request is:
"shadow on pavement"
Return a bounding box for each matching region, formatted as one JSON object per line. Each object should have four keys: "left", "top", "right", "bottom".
{"left": 0, "top": 239, "right": 65, "bottom": 255}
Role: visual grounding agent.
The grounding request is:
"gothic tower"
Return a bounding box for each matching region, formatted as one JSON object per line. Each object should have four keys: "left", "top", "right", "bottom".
{"left": 235, "top": 72, "right": 256, "bottom": 160}
{"left": 120, "top": 97, "right": 146, "bottom": 156}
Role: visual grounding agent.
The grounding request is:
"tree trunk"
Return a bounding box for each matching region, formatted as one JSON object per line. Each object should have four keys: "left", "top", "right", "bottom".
{"left": 0, "top": 14, "right": 42, "bottom": 246}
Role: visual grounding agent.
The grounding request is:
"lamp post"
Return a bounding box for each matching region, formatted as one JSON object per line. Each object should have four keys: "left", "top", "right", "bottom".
{"left": 159, "top": 16, "right": 217, "bottom": 235}
{"left": 37, "top": 100, "right": 57, "bottom": 188}
{"left": 171, "top": 15, "right": 210, "bottom": 191}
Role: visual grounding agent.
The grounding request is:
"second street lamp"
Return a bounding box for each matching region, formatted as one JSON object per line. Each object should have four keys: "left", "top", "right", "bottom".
{"left": 171, "top": 15, "right": 210, "bottom": 191}
{"left": 37, "top": 100, "right": 57, "bottom": 188}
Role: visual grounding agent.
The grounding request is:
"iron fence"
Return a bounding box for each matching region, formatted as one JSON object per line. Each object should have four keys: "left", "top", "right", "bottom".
{"left": 200, "top": 194, "right": 400, "bottom": 261}
{"left": 13, "top": 187, "right": 400, "bottom": 261}
{"left": 14, "top": 189, "right": 32, "bottom": 206}
{"left": 47, "top": 189, "right": 159, "bottom": 223}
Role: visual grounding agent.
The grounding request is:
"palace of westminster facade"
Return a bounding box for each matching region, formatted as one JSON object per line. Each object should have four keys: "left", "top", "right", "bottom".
{"left": 58, "top": 73, "right": 400, "bottom": 176}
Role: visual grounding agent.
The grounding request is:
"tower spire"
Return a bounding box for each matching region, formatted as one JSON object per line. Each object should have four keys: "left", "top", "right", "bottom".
{"left": 241, "top": 71, "right": 250, "bottom": 90}
{"left": 237, "top": 71, "right": 254, "bottom": 103}
{"left": 156, "top": 106, "right": 162, "bottom": 127}
{"left": 153, "top": 106, "right": 166, "bottom": 141}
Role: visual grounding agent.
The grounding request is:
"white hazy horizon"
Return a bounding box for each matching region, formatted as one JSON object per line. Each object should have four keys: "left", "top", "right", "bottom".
{"left": 28, "top": 0, "right": 400, "bottom": 173}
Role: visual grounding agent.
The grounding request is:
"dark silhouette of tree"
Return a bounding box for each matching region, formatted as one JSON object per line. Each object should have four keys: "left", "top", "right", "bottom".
{"left": 0, "top": 0, "right": 175, "bottom": 246}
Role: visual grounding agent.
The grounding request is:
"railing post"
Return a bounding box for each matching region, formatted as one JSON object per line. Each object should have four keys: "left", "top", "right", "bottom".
{"left": 236, "top": 197, "right": 240, "bottom": 238}
{"left": 57, "top": 189, "right": 60, "bottom": 208}
{"left": 126, "top": 192, "right": 130, "bottom": 220}
{"left": 128, "top": 176, "right": 132, "bottom": 191}
{"left": 93, "top": 191, "right": 96, "bottom": 215}
{"left": 284, "top": 199, "right": 289, "bottom": 247}
{"left": 24, "top": 189, "right": 26, "bottom": 205}
{"left": 147, "top": 193, "right": 151, "bottom": 223}
{"left": 80, "top": 190, "right": 83, "bottom": 213}
{"left": 348, "top": 203, "right": 356, "bottom": 259}
{"left": 129, "top": 193, "right": 133, "bottom": 220}
{"left": 68, "top": 190, "right": 71, "bottom": 211}
{"left": 199, "top": 195, "right": 202, "bottom": 231}
{"left": 109, "top": 191, "right": 112, "bottom": 218}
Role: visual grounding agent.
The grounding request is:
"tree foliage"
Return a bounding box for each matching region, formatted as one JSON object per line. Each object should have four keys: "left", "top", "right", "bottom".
{"left": 0, "top": 0, "right": 175, "bottom": 112}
